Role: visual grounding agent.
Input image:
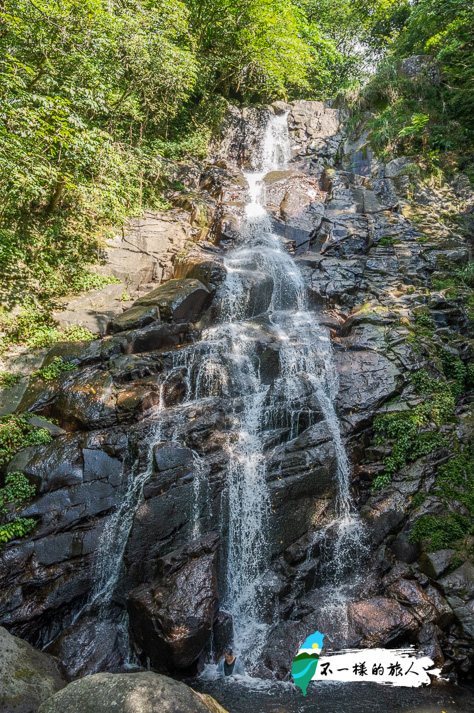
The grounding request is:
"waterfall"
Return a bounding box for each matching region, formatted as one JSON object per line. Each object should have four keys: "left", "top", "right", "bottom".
{"left": 190, "top": 111, "right": 366, "bottom": 667}
{"left": 50, "top": 110, "right": 366, "bottom": 672}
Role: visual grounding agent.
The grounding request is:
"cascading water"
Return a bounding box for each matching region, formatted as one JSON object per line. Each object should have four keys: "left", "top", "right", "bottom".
{"left": 72, "top": 111, "right": 366, "bottom": 673}
{"left": 187, "top": 111, "right": 366, "bottom": 667}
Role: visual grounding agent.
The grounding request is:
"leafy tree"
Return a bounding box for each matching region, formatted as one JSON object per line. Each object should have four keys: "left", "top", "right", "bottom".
{"left": 184, "top": 0, "right": 313, "bottom": 100}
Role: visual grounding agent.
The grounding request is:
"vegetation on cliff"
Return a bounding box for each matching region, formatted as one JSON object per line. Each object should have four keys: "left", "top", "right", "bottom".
{"left": 5, "top": 0, "right": 467, "bottom": 328}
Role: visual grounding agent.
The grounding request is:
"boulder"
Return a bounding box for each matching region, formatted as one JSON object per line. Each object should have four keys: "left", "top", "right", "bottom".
{"left": 349, "top": 596, "right": 418, "bottom": 646}
{"left": 128, "top": 535, "right": 219, "bottom": 671}
{"left": 438, "top": 562, "right": 474, "bottom": 601}
{"left": 385, "top": 578, "right": 438, "bottom": 623}
{"left": 174, "top": 257, "right": 226, "bottom": 291}
{"left": 37, "top": 672, "right": 221, "bottom": 713}
{"left": 29, "top": 367, "right": 116, "bottom": 431}
{"left": 0, "top": 626, "right": 66, "bottom": 713}
{"left": 418, "top": 549, "right": 457, "bottom": 579}
{"left": 45, "top": 616, "right": 124, "bottom": 680}
{"left": 109, "top": 305, "right": 159, "bottom": 334}
{"left": 52, "top": 283, "right": 125, "bottom": 336}
{"left": 100, "top": 210, "right": 192, "bottom": 289}
{"left": 134, "top": 279, "right": 211, "bottom": 323}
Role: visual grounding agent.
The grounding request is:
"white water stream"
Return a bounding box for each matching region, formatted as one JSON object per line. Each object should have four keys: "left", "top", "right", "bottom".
{"left": 80, "top": 111, "right": 366, "bottom": 671}
{"left": 190, "top": 112, "right": 366, "bottom": 666}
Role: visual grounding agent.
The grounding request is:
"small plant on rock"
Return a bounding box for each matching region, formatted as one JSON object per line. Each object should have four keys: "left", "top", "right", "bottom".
{"left": 32, "top": 357, "right": 77, "bottom": 381}
{"left": 0, "top": 471, "right": 36, "bottom": 546}
{"left": 0, "top": 373, "right": 22, "bottom": 389}
{"left": 0, "top": 414, "right": 52, "bottom": 466}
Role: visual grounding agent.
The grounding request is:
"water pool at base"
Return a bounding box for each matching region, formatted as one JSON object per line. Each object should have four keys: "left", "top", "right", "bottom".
{"left": 193, "top": 679, "right": 473, "bottom": 713}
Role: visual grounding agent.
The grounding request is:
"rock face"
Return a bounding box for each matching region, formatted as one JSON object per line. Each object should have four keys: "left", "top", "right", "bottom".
{"left": 0, "top": 99, "right": 473, "bottom": 684}
{"left": 37, "top": 672, "right": 222, "bottom": 713}
{"left": 0, "top": 626, "right": 66, "bottom": 713}
{"left": 128, "top": 535, "right": 219, "bottom": 671}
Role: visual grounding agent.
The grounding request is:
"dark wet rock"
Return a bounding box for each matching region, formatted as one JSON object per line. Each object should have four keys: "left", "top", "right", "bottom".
{"left": 45, "top": 616, "right": 124, "bottom": 680}
{"left": 127, "top": 322, "right": 195, "bottom": 354}
{"left": 438, "top": 562, "right": 474, "bottom": 600}
{"left": 385, "top": 578, "right": 438, "bottom": 623}
{"left": 424, "top": 584, "right": 455, "bottom": 630}
{"left": 26, "top": 417, "right": 66, "bottom": 437}
{"left": 6, "top": 440, "right": 84, "bottom": 494}
{"left": 128, "top": 535, "right": 219, "bottom": 671}
{"left": 390, "top": 530, "right": 420, "bottom": 564}
{"left": 212, "top": 611, "right": 233, "bottom": 659}
{"left": 124, "top": 442, "right": 201, "bottom": 584}
{"left": 109, "top": 305, "right": 159, "bottom": 333}
{"left": 0, "top": 625, "right": 66, "bottom": 713}
{"left": 0, "top": 435, "right": 126, "bottom": 646}
{"left": 349, "top": 596, "right": 418, "bottom": 646}
{"left": 437, "top": 563, "right": 474, "bottom": 640}
{"left": 38, "top": 672, "right": 218, "bottom": 713}
{"left": 28, "top": 367, "right": 116, "bottom": 431}
{"left": 416, "top": 622, "right": 445, "bottom": 667}
{"left": 134, "top": 278, "right": 211, "bottom": 323}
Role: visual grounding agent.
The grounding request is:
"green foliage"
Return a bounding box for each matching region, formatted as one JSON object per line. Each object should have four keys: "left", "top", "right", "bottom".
{"left": 371, "top": 370, "right": 454, "bottom": 489}
{"left": 409, "top": 512, "right": 472, "bottom": 551}
{"left": 0, "top": 0, "right": 197, "bottom": 316}
{"left": 186, "top": 0, "right": 313, "bottom": 100}
{"left": 0, "top": 303, "right": 95, "bottom": 351}
{"left": 466, "top": 363, "right": 474, "bottom": 390}
{"left": 437, "top": 348, "right": 467, "bottom": 399}
{"left": 0, "top": 471, "right": 36, "bottom": 546}
{"left": 0, "top": 517, "right": 36, "bottom": 545}
{"left": 457, "top": 263, "right": 474, "bottom": 288}
{"left": 0, "top": 472, "right": 36, "bottom": 510}
{"left": 32, "top": 357, "right": 77, "bottom": 381}
{"left": 411, "top": 491, "right": 426, "bottom": 508}
{"left": 357, "top": 0, "right": 474, "bottom": 158}
{"left": 409, "top": 446, "right": 474, "bottom": 552}
{"left": 0, "top": 373, "right": 22, "bottom": 389}
{"left": 0, "top": 414, "right": 52, "bottom": 466}
{"left": 434, "top": 447, "right": 474, "bottom": 518}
